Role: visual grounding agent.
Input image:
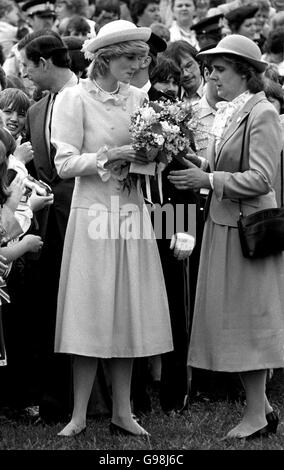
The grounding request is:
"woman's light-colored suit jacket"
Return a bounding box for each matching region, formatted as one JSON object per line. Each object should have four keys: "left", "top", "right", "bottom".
{"left": 206, "top": 91, "right": 283, "bottom": 227}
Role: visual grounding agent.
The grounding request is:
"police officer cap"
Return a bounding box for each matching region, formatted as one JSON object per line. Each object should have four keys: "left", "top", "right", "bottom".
{"left": 191, "top": 14, "right": 224, "bottom": 35}
{"left": 22, "top": 0, "right": 56, "bottom": 17}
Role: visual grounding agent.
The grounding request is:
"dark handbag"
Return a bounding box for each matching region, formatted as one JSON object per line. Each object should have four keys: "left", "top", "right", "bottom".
{"left": 237, "top": 119, "right": 284, "bottom": 259}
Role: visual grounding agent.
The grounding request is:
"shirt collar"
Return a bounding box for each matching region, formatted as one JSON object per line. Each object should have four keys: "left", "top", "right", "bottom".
{"left": 141, "top": 80, "right": 151, "bottom": 93}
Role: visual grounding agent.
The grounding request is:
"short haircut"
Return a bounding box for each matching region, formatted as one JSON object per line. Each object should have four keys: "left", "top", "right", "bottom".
{"left": 25, "top": 35, "right": 71, "bottom": 68}
{"left": 17, "top": 29, "right": 61, "bottom": 51}
{"left": 0, "top": 88, "right": 31, "bottom": 115}
{"left": 130, "top": 0, "right": 160, "bottom": 24}
{"left": 150, "top": 57, "right": 181, "bottom": 86}
{"left": 88, "top": 40, "right": 149, "bottom": 78}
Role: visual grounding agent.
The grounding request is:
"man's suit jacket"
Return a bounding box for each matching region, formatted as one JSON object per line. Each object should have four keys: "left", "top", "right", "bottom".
{"left": 26, "top": 94, "right": 74, "bottom": 241}
{"left": 207, "top": 92, "right": 282, "bottom": 228}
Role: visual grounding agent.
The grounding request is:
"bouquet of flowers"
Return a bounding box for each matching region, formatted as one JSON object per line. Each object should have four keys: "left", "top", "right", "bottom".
{"left": 112, "top": 99, "right": 197, "bottom": 193}
{"left": 129, "top": 99, "right": 197, "bottom": 174}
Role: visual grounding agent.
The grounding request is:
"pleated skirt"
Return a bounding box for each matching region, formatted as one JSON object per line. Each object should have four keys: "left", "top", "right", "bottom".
{"left": 188, "top": 217, "right": 284, "bottom": 372}
{"left": 55, "top": 204, "right": 173, "bottom": 358}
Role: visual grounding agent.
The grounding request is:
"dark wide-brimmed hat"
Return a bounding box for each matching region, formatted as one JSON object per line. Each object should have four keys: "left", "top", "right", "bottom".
{"left": 225, "top": 5, "right": 259, "bottom": 28}
{"left": 196, "top": 34, "right": 268, "bottom": 73}
{"left": 147, "top": 32, "right": 167, "bottom": 56}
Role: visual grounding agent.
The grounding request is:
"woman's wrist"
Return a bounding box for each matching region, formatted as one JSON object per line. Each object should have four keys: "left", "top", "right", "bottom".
{"left": 208, "top": 173, "right": 214, "bottom": 190}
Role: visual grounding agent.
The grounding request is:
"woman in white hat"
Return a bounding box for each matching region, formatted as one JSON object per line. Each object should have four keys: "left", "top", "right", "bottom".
{"left": 169, "top": 34, "right": 284, "bottom": 439}
{"left": 50, "top": 19, "right": 173, "bottom": 437}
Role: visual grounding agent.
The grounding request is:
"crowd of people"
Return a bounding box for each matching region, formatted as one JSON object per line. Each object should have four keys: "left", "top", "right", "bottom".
{"left": 0, "top": 0, "right": 284, "bottom": 442}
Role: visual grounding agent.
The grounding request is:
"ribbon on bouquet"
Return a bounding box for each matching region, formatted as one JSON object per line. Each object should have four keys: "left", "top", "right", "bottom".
{"left": 130, "top": 161, "right": 166, "bottom": 205}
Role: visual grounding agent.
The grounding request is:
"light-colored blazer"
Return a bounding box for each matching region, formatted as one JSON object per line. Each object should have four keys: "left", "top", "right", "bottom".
{"left": 207, "top": 91, "right": 282, "bottom": 227}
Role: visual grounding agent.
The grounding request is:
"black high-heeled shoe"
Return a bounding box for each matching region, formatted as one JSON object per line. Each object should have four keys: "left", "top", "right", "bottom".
{"left": 224, "top": 424, "right": 269, "bottom": 440}
{"left": 109, "top": 422, "right": 149, "bottom": 437}
{"left": 245, "top": 425, "right": 269, "bottom": 440}
{"left": 266, "top": 411, "right": 279, "bottom": 434}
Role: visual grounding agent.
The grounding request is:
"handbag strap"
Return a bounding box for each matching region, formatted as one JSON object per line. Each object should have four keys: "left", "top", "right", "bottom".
{"left": 238, "top": 118, "right": 249, "bottom": 218}
{"left": 238, "top": 123, "right": 284, "bottom": 215}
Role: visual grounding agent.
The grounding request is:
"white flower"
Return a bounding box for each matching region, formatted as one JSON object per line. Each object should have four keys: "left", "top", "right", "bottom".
{"left": 140, "top": 106, "right": 158, "bottom": 124}
{"left": 153, "top": 134, "right": 165, "bottom": 146}
{"left": 81, "top": 37, "right": 96, "bottom": 60}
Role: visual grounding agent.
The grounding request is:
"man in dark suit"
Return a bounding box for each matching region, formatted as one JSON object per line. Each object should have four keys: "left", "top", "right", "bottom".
{"left": 130, "top": 33, "right": 202, "bottom": 414}
{"left": 18, "top": 32, "right": 77, "bottom": 422}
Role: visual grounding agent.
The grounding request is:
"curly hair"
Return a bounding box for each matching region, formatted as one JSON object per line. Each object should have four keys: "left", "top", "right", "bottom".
{"left": 88, "top": 40, "right": 149, "bottom": 79}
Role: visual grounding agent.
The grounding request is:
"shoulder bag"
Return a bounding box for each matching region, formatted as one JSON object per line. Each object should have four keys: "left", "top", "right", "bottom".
{"left": 237, "top": 120, "right": 284, "bottom": 259}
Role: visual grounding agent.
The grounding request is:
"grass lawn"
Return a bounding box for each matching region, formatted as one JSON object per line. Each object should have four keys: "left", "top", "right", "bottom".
{"left": 0, "top": 369, "right": 284, "bottom": 452}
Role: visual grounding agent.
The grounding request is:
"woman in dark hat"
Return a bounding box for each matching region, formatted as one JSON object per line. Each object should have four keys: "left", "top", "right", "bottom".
{"left": 168, "top": 34, "right": 284, "bottom": 439}
{"left": 225, "top": 4, "right": 259, "bottom": 40}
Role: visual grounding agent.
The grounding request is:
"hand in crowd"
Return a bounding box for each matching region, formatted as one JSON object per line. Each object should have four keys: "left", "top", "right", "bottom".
{"left": 6, "top": 175, "right": 25, "bottom": 212}
{"left": 13, "top": 141, "right": 34, "bottom": 164}
{"left": 168, "top": 160, "right": 211, "bottom": 190}
{"left": 29, "top": 189, "right": 54, "bottom": 213}
{"left": 0, "top": 254, "right": 8, "bottom": 276}
{"left": 170, "top": 233, "right": 196, "bottom": 260}
{"left": 22, "top": 234, "right": 43, "bottom": 253}
{"left": 107, "top": 145, "right": 149, "bottom": 165}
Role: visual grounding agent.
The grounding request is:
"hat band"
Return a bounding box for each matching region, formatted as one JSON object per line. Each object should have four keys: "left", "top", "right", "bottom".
{"left": 27, "top": 3, "right": 55, "bottom": 15}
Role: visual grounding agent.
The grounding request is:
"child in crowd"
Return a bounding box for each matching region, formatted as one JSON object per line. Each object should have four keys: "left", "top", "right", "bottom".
{"left": 0, "top": 138, "right": 43, "bottom": 367}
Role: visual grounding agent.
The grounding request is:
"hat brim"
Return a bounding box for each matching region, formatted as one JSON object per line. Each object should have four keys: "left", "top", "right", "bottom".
{"left": 30, "top": 11, "right": 56, "bottom": 17}
{"left": 197, "top": 46, "right": 268, "bottom": 73}
{"left": 84, "top": 27, "right": 151, "bottom": 53}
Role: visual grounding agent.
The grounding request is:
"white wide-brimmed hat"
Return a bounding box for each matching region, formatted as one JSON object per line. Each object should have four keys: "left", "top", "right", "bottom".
{"left": 197, "top": 34, "right": 268, "bottom": 73}
{"left": 82, "top": 20, "right": 152, "bottom": 58}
